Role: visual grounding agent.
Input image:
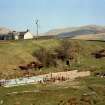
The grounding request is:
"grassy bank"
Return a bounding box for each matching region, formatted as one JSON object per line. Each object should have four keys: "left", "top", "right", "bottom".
{"left": 0, "top": 39, "right": 105, "bottom": 104}
{"left": 0, "top": 39, "right": 105, "bottom": 77}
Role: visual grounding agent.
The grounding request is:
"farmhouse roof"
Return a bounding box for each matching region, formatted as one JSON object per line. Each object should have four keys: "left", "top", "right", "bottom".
{"left": 0, "top": 29, "right": 30, "bottom": 36}
{"left": 18, "top": 29, "right": 30, "bottom": 36}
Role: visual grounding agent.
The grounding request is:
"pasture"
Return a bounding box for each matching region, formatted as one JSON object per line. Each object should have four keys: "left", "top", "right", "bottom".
{"left": 0, "top": 39, "right": 105, "bottom": 105}
{"left": 0, "top": 76, "right": 105, "bottom": 105}
{"left": 0, "top": 39, "right": 105, "bottom": 79}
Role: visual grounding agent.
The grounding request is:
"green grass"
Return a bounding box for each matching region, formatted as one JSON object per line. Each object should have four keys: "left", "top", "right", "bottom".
{"left": 0, "top": 76, "right": 105, "bottom": 105}
{"left": 0, "top": 39, "right": 60, "bottom": 73}
{"left": 1, "top": 39, "right": 105, "bottom": 104}
{"left": 0, "top": 39, "right": 105, "bottom": 76}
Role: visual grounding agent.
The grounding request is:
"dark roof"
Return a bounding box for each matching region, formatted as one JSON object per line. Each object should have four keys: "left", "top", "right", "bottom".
{"left": 19, "top": 31, "right": 27, "bottom": 36}
{"left": 19, "top": 29, "right": 29, "bottom": 36}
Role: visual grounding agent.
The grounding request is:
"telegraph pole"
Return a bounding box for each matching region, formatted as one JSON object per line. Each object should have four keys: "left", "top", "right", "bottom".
{"left": 36, "top": 19, "right": 39, "bottom": 40}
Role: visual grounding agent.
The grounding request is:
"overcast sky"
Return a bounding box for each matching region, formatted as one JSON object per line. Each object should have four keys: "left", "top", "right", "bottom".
{"left": 0, "top": 0, "right": 105, "bottom": 33}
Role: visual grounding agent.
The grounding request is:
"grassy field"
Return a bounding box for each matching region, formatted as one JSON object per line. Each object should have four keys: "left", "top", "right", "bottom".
{"left": 0, "top": 76, "right": 105, "bottom": 105}
{"left": 0, "top": 39, "right": 105, "bottom": 105}
{"left": 0, "top": 39, "right": 105, "bottom": 78}
{"left": 0, "top": 39, "right": 60, "bottom": 75}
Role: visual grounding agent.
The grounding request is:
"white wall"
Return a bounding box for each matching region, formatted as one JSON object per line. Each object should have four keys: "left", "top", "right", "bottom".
{"left": 24, "top": 32, "right": 33, "bottom": 39}
{"left": 15, "top": 35, "right": 19, "bottom": 40}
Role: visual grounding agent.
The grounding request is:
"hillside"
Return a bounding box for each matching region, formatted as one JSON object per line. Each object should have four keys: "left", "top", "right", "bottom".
{"left": 72, "top": 33, "right": 105, "bottom": 40}
{"left": 0, "top": 27, "right": 12, "bottom": 35}
{"left": 0, "top": 39, "right": 105, "bottom": 105}
{"left": 44, "top": 25, "right": 105, "bottom": 38}
{"left": 0, "top": 39, "right": 105, "bottom": 77}
{"left": 0, "top": 39, "right": 59, "bottom": 75}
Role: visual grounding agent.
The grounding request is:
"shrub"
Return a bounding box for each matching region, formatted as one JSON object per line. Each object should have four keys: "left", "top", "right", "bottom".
{"left": 55, "top": 40, "right": 77, "bottom": 61}
{"left": 32, "top": 40, "right": 81, "bottom": 68}
{"left": 33, "top": 47, "right": 57, "bottom": 67}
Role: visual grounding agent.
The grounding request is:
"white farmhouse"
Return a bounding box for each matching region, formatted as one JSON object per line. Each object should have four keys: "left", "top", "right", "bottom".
{"left": 24, "top": 31, "right": 33, "bottom": 39}
{"left": 15, "top": 29, "right": 33, "bottom": 40}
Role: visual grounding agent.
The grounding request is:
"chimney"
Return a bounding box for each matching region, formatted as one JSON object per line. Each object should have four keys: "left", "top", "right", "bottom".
{"left": 26, "top": 29, "right": 29, "bottom": 32}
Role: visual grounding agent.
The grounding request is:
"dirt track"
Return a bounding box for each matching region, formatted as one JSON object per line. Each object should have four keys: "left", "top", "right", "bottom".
{"left": 41, "top": 70, "right": 90, "bottom": 80}
{"left": 2, "top": 70, "right": 90, "bottom": 87}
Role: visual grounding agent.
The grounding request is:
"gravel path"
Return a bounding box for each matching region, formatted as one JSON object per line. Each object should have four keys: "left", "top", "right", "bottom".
{"left": 1, "top": 70, "right": 90, "bottom": 87}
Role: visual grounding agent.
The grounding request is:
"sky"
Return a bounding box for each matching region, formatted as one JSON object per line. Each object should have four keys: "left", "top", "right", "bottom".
{"left": 0, "top": 0, "right": 105, "bottom": 33}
